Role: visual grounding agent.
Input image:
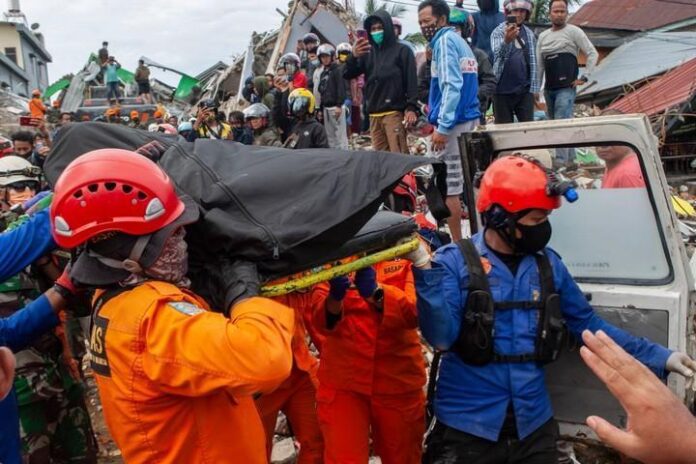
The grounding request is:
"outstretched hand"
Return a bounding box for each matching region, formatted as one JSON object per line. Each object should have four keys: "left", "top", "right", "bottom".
{"left": 580, "top": 330, "right": 696, "bottom": 463}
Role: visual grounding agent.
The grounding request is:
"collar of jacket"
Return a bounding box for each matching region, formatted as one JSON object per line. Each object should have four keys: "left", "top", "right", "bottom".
{"left": 430, "top": 26, "right": 456, "bottom": 46}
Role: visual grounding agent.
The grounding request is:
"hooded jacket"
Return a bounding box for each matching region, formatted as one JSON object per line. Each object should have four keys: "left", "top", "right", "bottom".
{"left": 344, "top": 10, "right": 418, "bottom": 115}
{"left": 253, "top": 76, "right": 276, "bottom": 115}
{"left": 318, "top": 62, "right": 348, "bottom": 109}
{"left": 472, "top": 0, "right": 505, "bottom": 62}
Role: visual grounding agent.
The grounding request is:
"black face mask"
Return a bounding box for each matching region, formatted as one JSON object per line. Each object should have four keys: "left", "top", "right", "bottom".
{"left": 513, "top": 221, "right": 552, "bottom": 254}
{"left": 421, "top": 25, "right": 440, "bottom": 42}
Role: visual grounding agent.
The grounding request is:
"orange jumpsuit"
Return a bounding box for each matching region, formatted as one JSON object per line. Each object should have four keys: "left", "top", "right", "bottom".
{"left": 88, "top": 281, "right": 294, "bottom": 464}
{"left": 29, "top": 97, "right": 46, "bottom": 119}
{"left": 312, "top": 260, "right": 427, "bottom": 464}
{"left": 256, "top": 291, "right": 324, "bottom": 464}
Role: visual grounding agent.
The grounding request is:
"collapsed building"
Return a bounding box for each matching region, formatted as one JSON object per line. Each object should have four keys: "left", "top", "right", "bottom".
{"left": 199, "top": 0, "right": 358, "bottom": 116}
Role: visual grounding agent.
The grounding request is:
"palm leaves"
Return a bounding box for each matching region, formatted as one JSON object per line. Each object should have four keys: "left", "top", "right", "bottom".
{"left": 531, "top": 0, "right": 581, "bottom": 24}
{"left": 362, "top": 0, "right": 408, "bottom": 19}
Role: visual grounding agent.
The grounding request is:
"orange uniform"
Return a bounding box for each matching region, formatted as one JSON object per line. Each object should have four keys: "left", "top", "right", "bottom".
{"left": 29, "top": 97, "right": 46, "bottom": 119}
{"left": 256, "top": 291, "right": 324, "bottom": 464}
{"left": 312, "top": 260, "right": 427, "bottom": 464}
{"left": 89, "top": 281, "right": 294, "bottom": 464}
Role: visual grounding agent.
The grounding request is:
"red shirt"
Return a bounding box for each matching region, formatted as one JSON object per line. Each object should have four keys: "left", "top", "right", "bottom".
{"left": 603, "top": 153, "right": 645, "bottom": 189}
{"left": 292, "top": 72, "right": 308, "bottom": 89}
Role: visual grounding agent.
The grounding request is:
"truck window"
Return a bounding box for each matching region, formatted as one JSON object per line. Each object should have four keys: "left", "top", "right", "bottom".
{"left": 494, "top": 145, "right": 671, "bottom": 284}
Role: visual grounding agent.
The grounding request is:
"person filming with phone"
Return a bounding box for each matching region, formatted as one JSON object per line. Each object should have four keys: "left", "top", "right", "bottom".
{"left": 343, "top": 11, "right": 418, "bottom": 154}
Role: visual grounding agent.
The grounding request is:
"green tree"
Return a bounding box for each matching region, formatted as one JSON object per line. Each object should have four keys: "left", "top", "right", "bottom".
{"left": 531, "top": 0, "right": 581, "bottom": 24}
{"left": 362, "top": 0, "right": 408, "bottom": 20}
{"left": 404, "top": 32, "right": 427, "bottom": 46}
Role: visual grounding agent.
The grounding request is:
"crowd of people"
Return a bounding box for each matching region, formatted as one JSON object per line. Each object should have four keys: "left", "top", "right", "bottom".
{"left": 1, "top": 1, "right": 696, "bottom": 464}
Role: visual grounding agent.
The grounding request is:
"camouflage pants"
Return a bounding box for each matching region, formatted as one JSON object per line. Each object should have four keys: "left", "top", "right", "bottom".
{"left": 18, "top": 382, "right": 98, "bottom": 464}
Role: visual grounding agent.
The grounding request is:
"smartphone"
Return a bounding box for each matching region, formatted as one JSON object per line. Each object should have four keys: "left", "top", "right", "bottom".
{"left": 506, "top": 15, "right": 517, "bottom": 24}
{"left": 356, "top": 29, "right": 368, "bottom": 41}
{"left": 19, "top": 116, "right": 41, "bottom": 127}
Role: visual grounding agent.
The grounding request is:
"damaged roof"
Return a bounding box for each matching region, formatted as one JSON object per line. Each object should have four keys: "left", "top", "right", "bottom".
{"left": 609, "top": 57, "right": 696, "bottom": 116}
{"left": 569, "top": 0, "right": 696, "bottom": 32}
{"left": 577, "top": 32, "right": 696, "bottom": 98}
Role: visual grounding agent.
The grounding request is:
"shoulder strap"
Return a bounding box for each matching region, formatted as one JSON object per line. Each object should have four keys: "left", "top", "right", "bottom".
{"left": 92, "top": 286, "right": 131, "bottom": 314}
{"left": 534, "top": 251, "right": 555, "bottom": 301}
{"left": 456, "top": 239, "right": 491, "bottom": 293}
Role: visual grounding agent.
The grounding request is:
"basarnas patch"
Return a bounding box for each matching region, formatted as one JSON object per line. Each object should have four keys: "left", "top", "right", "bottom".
{"left": 168, "top": 302, "right": 205, "bottom": 316}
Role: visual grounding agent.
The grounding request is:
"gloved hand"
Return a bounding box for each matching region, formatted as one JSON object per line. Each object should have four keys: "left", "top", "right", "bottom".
{"left": 666, "top": 352, "right": 696, "bottom": 377}
{"left": 404, "top": 240, "right": 431, "bottom": 268}
{"left": 328, "top": 276, "right": 350, "bottom": 301}
{"left": 53, "top": 265, "right": 84, "bottom": 299}
{"left": 354, "top": 267, "right": 377, "bottom": 299}
{"left": 222, "top": 260, "right": 260, "bottom": 310}
{"left": 135, "top": 141, "right": 167, "bottom": 162}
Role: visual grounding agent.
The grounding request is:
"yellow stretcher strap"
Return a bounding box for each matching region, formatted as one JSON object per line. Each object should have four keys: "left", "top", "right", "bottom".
{"left": 260, "top": 236, "right": 420, "bottom": 297}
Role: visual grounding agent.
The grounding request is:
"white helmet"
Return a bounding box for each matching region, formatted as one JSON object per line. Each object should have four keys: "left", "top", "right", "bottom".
{"left": 243, "top": 103, "right": 271, "bottom": 120}
{"left": 337, "top": 42, "right": 352, "bottom": 54}
{"left": 317, "top": 44, "right": 336, "bottom": 58}
{"left": 0, "top": 155, "right": 40, "bottom": 187}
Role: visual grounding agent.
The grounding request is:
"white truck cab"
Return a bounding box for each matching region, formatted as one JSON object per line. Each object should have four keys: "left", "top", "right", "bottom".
{"left": 458, "top": 114, "right": 696, "bottom": 453}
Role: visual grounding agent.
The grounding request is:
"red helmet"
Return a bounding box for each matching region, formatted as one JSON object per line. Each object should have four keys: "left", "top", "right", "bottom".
{"left": 51, "top": 149, "right": 186, "bottom": 248}
{"left": 476, "top": 155, "right": 561, "bottom": 214}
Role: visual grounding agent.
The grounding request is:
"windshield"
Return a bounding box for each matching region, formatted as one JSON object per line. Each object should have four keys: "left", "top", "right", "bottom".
{"left": 494, "top": 145, "right": 671, "bottom": 284}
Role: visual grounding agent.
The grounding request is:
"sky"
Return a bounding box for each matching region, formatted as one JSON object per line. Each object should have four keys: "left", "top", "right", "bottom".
{"left": 14, "top": 0, "right": 438, "bottom": 87}
{"left": 14, "top": 0, "right": 579, "bottom": 87}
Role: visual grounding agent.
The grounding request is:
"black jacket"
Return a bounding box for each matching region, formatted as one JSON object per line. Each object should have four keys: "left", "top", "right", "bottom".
{"left": 473, "top": 46, "right": 496, "bottom": 115}
{"left": 319, "top": 62, "right": 348, "bottom": 108}
{"left": 344, "top": 10, "right": 418, "bottom": 115}
{"left": 284, "top": 118, "right": 329, "bottom": 149}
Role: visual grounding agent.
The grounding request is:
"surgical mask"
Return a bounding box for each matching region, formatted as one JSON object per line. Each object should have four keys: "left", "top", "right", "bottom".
{"left": 371, "top": 30, "right": 384, "bottom": 45}
{"left": 338, "top": 53, "right": 349, "bottom": 63}
{"left": 514, "top": 221, "right": 552, "bottom": 254}
{"left": 421, "top": 25, "right": 440, "bottom": 42}
{"left": 311, "top": 59, "right": 320, "bottom": 66}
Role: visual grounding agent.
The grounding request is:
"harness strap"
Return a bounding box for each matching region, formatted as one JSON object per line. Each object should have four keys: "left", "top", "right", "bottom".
{"left": 456, "top": 239, "right": 490, "bottom": 293}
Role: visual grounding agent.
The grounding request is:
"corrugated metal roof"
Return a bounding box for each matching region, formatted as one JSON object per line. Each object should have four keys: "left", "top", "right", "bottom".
{"left": 569, "top": 0, "right": 696, "bottom": 31}
{"left": 609, "top": 57, "right": 696, "bottom": 115}
{"left": 577, "top": 32, "right": 696, "bottom": 97}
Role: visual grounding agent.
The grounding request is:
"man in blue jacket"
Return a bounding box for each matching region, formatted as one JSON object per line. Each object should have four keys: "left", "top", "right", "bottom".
{"left": 407, "top": 154, "right": 696, "bottom": 463}
{"left": 419, "top": 0, "right": 480, "bottom": 242}
{"left": 0, "top": 209, "right": 77, "bottom": 464}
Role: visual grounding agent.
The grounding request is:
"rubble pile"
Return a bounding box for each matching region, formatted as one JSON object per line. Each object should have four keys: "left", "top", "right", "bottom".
{"left": 0, "top": 90, "right": 29, "bottom": 137}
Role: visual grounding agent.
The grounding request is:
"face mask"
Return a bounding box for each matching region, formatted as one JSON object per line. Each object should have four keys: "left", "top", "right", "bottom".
{"left": 145, "top": 229, "right": 190, "bottom": 287}
{"left": 371, "top": 30, "right": 384, "bottom": 45}
{"left": 311, "top": 59, "right": 320, "bottom": 66}
{"left": 421, "top": 25, "right": 440, "bottom": 42}
{"left": 514, "top": 221, "right": 552, "bottom": 254}
{"left": 338, "top": 53, "right": 349, "bottom": 63}
{"left": 8, "top": 188, "right": 34, "bottom": 206}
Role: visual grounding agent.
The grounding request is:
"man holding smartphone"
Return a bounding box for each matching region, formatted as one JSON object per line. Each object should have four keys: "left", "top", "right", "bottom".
{"left": 490, "top": 0, "right": 539, "bottom": 124}
{"left": 344, "top": 11, "right": 418, "bottom": 154}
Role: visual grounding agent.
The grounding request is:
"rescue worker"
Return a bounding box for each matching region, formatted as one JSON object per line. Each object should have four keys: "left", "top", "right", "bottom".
{"left": 49, "top": 149, "right": 295, "bottom": 463}
{"left": 0, "top": 162, "right": 97, "bottom": 463}
{"left": 317, "top": 44, "right": 349, "bottom": 150}
{"left": 284, "top": 89, "right": 329, "bottom": 149}
{"left": 191, "top": 99, "right": 232, "bottom": 140}
{"left": 28, "top": 90, "right": 46, "bottom": 120}
{"left": 0, "top": 156, "right": 41, "bottom": 221}
{"left": 256, "top": 291, "right": 324, "bottom": 464}
{"left": 312, "top": 261, "right": 426, "bottom": 464}
{"left": 244, "top": 103, "right": 282, "bottom": 147}
{"left": 411, "top": 154, "right": 696, "bottom": 463}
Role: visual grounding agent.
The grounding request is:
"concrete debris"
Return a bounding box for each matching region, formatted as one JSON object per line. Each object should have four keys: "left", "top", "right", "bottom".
{"left": 271, "top": 437, "right": 297, "bottom": 464}
{"left": 0, "top": 89, "right": 29, "bottom": 136}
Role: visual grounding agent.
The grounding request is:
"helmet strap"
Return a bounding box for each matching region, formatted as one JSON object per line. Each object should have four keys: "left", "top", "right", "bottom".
{"left": 89, "top": 234, "right": 151, "bottom": 274}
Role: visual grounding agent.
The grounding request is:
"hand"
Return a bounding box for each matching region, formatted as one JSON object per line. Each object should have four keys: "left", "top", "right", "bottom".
{"left": 504, "top": 24, "right": 519, "bottom": 44}
{"left": 354, "top": 267, "right": 377, "bottom": 299}
{"left": 533, "top": 93, "right": 542, "bottom": 110}
{"left": 334, "top": 107, "right": 342, "bottom": 119}
{"left": 666, "top": 351, "right": 696, "bottom": 377}
{"left": 328, "top": 276, "right": 350, "bottom": 301}
{"left": 571, "top": 79, "right": 585, "bottom": 88}
{"left": 352, "top": 38, "right": 371, "bottom": 58}
{"left": 580, "top": 330, "right": 696, "bottom": 464}
{"left": 136, "top": 141, "right": 167, "bottom": 162}
{"left": 0, "top": 347, "right": 16, "bottom": 401}
{"left": 404, "top": 110, "right": 417, "bottom": 127}
{"left": 37, "top": 145, "right": 50, "bottom": 157}
{"left": 55, "top": 265, "right": 84, "bottom": 298}
{"left": 431, "top": 131, "right": 448, "bottom": 152}
{"left": 221, "top": 260, "right": 260, "bottom": 310}
{"left": 404, "top": 240, "right": 431, "bottom": 268}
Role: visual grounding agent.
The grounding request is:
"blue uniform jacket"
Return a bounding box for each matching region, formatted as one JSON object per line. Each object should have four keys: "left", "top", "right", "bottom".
{"left": 414, "top": 232, "right": 672, "bottom": 441}
{"left": 428, "top": 27, "right": 481, "bottom": 134}
{"left": 0, "top": 210, "right": 58, "bottom": 464}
